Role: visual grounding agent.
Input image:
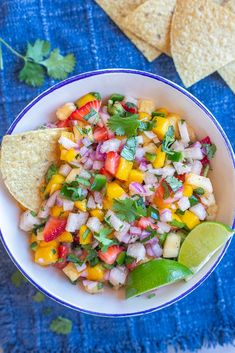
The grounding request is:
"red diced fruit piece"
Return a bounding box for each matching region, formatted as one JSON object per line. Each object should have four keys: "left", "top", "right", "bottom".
{"left": 70, "top": 100, "right": 101, "bottom": 122}
{"left": 126, "top": 261, "right": 137, "bottom": 271}
{"left": 99, "top": 167, "right": 113, "bottom": 180}
{"left": 43, "top": 217, "right": 67, "bottom": 242}
{"left": 94, "top": 127, "right": 108, "bottom": 142}
{"left": 176, "top": 174, "right": 186, "bottom": 182}
{"left": 56, "top": 118, "right": 71, "bottom": 128}
{"left": 137, "top": 217, "right": 157, "bottom": 230}
{"left": 54, "top": 244, "right": 69, "bottom": 269}
{"left": 200, "top": 136, "right": 211, "bottom": 145}
{"left": 201, "top": 155, "right": 210, "bottom": 166}
{"left": 105, "top": 151, "right": 120, "bottom": 175}
{"left": 121, "top": 102, "right": 138, "bottom": 114}
{"left": 98, "top": 245, "right": 123, "bottom": 265}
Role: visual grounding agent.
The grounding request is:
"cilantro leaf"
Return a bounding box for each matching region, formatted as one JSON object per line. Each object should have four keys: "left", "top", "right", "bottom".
{"left": 165, "top": 176, "right": 182, "bottom": 192}
{"left": 60, "top": 182, "right": 86, "bottom": 201}
{"left": 162, "top": 126, "right": 175, "bottom": 154}
{"left": 26, "top": 40, "right": 50, "bottom": 62}
{"left": 121, "top": 137, "right": 137, "bottom": 161}
{"left": 203, "top": 143, "right": 217, "bottom": 160}
{"left": 45, "top": 164, "right": 58, "bottom": 183}
{"left": 11, "top": 270, "right": 27, "bottom": 288}
{"left": 49, "top": 316, "right": 72, "bottom": 335}
{"left": 94, "top": 227, "right": 117, "bottom": 252}
{"left": 113, "top": 197, "right": 147, "bottom": 222}
{"left": 82, "top": 245, "right": 99, "bottom": 266}
{"left": 42, "top": 49, "right": 76, "bottom": 80}
{"left": 19, "top": 61, "right": 45, "bottom": 87}
{"left": 66, "top": 254, "right": 83, "bottom": 265}
{"left": 32, "top": 291, "right": 45, "bottom": 303}
{"left": 169, "top": 219, "right": 185, "bottom": 228}
{"left": 107, "top": 114, "right": 139, "bottom": 137}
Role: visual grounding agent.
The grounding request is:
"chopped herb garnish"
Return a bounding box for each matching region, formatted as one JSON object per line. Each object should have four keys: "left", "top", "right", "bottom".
{"left": 116, "top": 251, "right": 126, "bottom": 265}
{"left": 49, "top": 316, "right": 72, "bottom": 335}
{"left": 76, "top": 176, "right": 91, "bottom": 187}
{"left": 32, "top": 222, "right": 46, "bottom": 235}
{"left": 165, "top": 176, "right": 183, "bottom": 192}
{"left": 152, "top": 111, "right": 166, "bottom": 118}
{"left": 82, "top": 245, "right": 99, "bottom": 267}
{"left": 66, "top": 254, "right": 83, "bottom": 265}
{"left": 30, "top": 241, "right": 38, "bottom": 251}
{"left": 30, "top": 211, "right": 37, "bottom": 217}
{"left": 189, "top": 195, "right": 199, "bottom": 207}
{"left": 125, "top": 255, "right": 135, "bottom": 265}
{"left": 147, "top": 293, "right": 156, "bottom": 299}
{"left": 32, "top": 291, "right": 45, "bottom": 303}
{"left": 169, "top": 219, "right": 185, "bottom": 228}
{"left": 97, "top": 283, "right": 104, "bottom": 290}
{"left": 45, "top": 164, "right": 58, "bottom": 183}
{"left": 203, "top": 164, "right": 210, "bottom": 177}
{"left": 60, "top": 182, "right": 86, "bottom": 201}
{"left": 158, "top": 233, "right": 167, "bottom": 246}
{"left": 82, "top": 228, "right": 91, "bottom": 240}
{"left": 104, "top": 215, "right": 112, "bottom": 227}
{"left": 162, "top": 126, "right": 175, "bottom": 153}
{"left": 203, "top": 143, "right": 217, "bottom": 160}
{"left": 194, "top": 187, "right": 205, "bottom": 195}
{"left": 167, "top": 151, "right": 183, "bottom": 162}
{"left": 162, "top": 181, "right": 170, "bottom": 200}
{"left": 121, "top": 137, "right": 137, "bottom": 161}
{"left": 94, "top": 227, "right": 117, "bottom": 252}
{"left": 107, "top": 114, "right": 139, "bottom": 137}
{"left": 102, "top": 263, "right": 115, "bottom": 270}
{"left": 11, "top": 270, "right": 27, "bottom": 288}
{"left": 113, "top": 197, "right": 147, "bottom": 222}
{"left": 52, "top": 249, "right": 57, "bottom": 255}
{"left": 176, "top": 209, "right": 185, "bottom": 215}
{"left": 90, "top": 91, "right": 101, "bottom": 101}
{"left": 140, "top": 229, "right": 157, "bottom": 243}
{"left": 110, "top": 93, "right": 125, "bottom": 102}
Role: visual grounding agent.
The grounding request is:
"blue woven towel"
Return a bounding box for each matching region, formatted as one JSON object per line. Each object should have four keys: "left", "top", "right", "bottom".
{"left": 0, "top": 1, "right": 234, "bottom": 352}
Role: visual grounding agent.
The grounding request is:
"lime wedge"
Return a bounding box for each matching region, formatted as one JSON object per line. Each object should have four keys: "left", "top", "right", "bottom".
{"left": 126, "top": 259, "right": 192, "bottom": 299}
{"left": 178, "top": 221, "right": 234, "bottom": 273}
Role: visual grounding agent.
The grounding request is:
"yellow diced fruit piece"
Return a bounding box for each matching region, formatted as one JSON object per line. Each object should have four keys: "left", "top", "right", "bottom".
{"left": 30, "top": 234, "right": 38, "bottom": 244}
{"left": 90, "top": 209, "right": 104, "bottom": 221}
{"left": 172, "top": 213, "right": 183, "bottom": 224}
{"left": 74, "top": 199, "right": 87, "bottom": 212}
{"left": 75, "top": 93, "right": 96, "bottom": 108}
{"left": 66, "top": 168, "right": 80, "bottom": 183}
{"left": 116, "top": 157, "right": 133, "bottom": 181}
{"left": 50, "top": 205, "right": 64, "bottom": 217}
{"left": 128, "top": 169, "right": 144, "bottom": 184}
{"left": 167, "top": 113, "right": 180, "bottom": 138}
{"left": 183, "top": 184, "right": 193, "bottom": 198}
{"left": 143, "top": 142, "right": 157, "bottom": 154}
{"left": 153, "top": 147, "right": 166, "bottom": 168}
{"left": 155, "top": 107, "right": 168, "bottom": 116}
{"left": 180, "top": 211, "right": 200, "bottom": 230}
{"left": 138, "top": 112, "right": 152, "bottom": 122}
{"left": 79, "top": 225, "right": 93, "bottom": 245}
{"left": 60, "top": 148, "right": 77, "bottom": 163}
{"left": 58, "top": 231, "right": 73, "bottom": 243}
{"left": 45, "top": 174, "right": 65, "bottom": 195}
{"left": 106, "top": 182, "right": 126, "bottom": 200}
{"left": 103, "top": 198, "right": 113, "bottom": 209}
{"left": 138, "top": 99, "right": 155, "bottom": 114}
{"left": 50, "top": 184, "right": 62, "bottom": 195}
{"left": 34, "top": 245, "right": 58, "bottom": 266}
{"left": 63, "top": 263, "right": 80, "bottom": 282}
{"left": 73, "top": 126, "right": 83, "bottom": 141}
{"left": 61, "top": 131, "right": 74, "bottom": 141}
{"left": 56, "top": 102, "right": 76, "bottom": 121}
{"left": 39, "top": 240, "right": 58, "bottom": 248}
{"left": 153, "top": 116, "right": 170, "bottom": 140}
{"left": 87, "top": 264, "right": 104, "bottom": 281}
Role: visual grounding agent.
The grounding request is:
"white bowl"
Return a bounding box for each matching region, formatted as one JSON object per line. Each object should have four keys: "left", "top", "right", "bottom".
{"left": 0, "top": 69, "right": 234, "bottom": 317}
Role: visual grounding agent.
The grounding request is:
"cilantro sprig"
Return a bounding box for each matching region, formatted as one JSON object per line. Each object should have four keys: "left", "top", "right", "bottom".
{"left": 94, "top": 227, "right": 117, "bottom": 252}
{"left": 107, "top": 114, "right": 139, "bottom": 137}
{"left": 113, "top": 197, "right": 147, "bottom": 222}
{"left": 0, "top": 38, "right": 76, "bottom": 87}
{"left": 49, "top": 316, "right": 72, "bottom": 335}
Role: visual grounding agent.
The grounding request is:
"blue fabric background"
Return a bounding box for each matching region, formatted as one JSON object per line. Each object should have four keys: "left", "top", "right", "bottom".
{"left": 0, "top": 1, "right": 234, "bottom": 352}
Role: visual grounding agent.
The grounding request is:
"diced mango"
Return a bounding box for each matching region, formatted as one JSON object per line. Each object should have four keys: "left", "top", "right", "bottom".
{"left": 39, "top": 240, "right": 58, "bottom": 248}
{"left": 61, "top": 131, "right": 74, "bottom": 141}
{"left": 138, "top": 112, "right": 152, "bottom": 122}
{"left": 65, "top": 168, "right": 80, "bottom": 183}
{"left": 116, "top": 157, "right": 133, "bottom": 181}
{"left": 153, "top": 147, "right": 166, "bottom": 168}
{"left": 103, "top": 198, "right": 113, "bottom": 210}
{"left": 74, "top": 199, "right": 87, "bottom": 212}
{"left": 167, "top": 113, "right": 180, "bottom": 138}
{"left": 106, "top": 182, "right": 126, "bottom": 200}
{"left": 155, "top": 107, "right": 168, "bottom": 116}
{"left": 153, "top": 116, "right": 170, "bottom": 140}
{"left": 63, "top": 263, "right": 80, "bottom": 282}
{"left": 56, "top": 102, "right": 76, "bottom": 121}
{"left": 34, "top": 245, "right": 58, "bottom": 266}
{"left": 90, "top": 209, "right": 104, "bottom": 221}
{"left": 128, "top": 169, "right": 144, "bottom": 184}
{"left": 57, "top": 231, "right": 73, "bottom": 243}
{"left": 183, "top": 184, "right": 193, "bottom": 198}
{"left": 86, "top": 264, "right": 104, "bottom": 281}
{"left": 75, "top": 93, "right": 96, "bottom": 108}
{"left": 60, "top": 148, "right": 77, "bottom": 163}
{"left": 79, "top": 225, "right": 93, "bottom": 245}
{"left": 30, "top": 234, "right": 39, "bottom": 244}
{"left": 50, "top": 205, "right": 64, "bottom": 217}
{"left": 179, "top": 210, "right": 200, "bottom": 229}
{"left": 138, "top": 99, "right": 155, "bottom": 114}
{"left": 44, "top": 174, "right": 65, "bottom": 195}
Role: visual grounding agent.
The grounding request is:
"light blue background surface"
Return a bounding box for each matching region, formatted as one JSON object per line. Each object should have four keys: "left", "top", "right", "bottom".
{"left": 0, "top": 1, "right": 234, "bottom": 352}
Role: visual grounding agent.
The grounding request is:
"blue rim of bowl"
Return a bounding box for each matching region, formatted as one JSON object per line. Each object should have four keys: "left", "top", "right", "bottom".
{"left": 0, "top": 68, "right": 234, "bottom": 318}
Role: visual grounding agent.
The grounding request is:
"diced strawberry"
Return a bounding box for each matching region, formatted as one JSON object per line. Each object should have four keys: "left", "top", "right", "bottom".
{"left": 43, "top": 217, "right": 67, "bottom": 242}
{"left": 176, "top": 174, "right": 186, "bottom": 182}
{"left": 70, "top": 100, "right": 102, "bottom": 123}
{"left": 137, "top": 217, "right": 158, "bottom": 230}
{"left": 200, "top": 136, "right": 211, "bottom": 145}
{"left": 105, "top": 151, "right": 120, "bottom": 175}
{"left": 98, "top": 245, "right": 123, "bottom": 265}
{"left": 126, "top": 261, "right": 137, "bottom": 271}
{"left": 56, "top": 118, "right": 71, "bottom": 128}
{"left": 201, "top": 155, "right": 210, "bottom": 166}
{"left": 99, "top": 167, "right": 113, "bottom": 181}
{"left": 54, "top": 244, "right": 69, "bottom": 269}
{"left": 121, "top": 102, "right": 138, "bottom": 114}
{"left": 94, "top": 127, "right": 108, "bottom": 142}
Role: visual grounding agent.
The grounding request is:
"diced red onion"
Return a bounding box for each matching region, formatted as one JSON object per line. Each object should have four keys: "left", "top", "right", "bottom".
{"left": 129, "top": 234, "right": 139, "bottom": 243}
{"left": 56, "top": 195, "right": 63, "bottom": 207}
{"left": 87, "top": 216, "right": 102, "bottom": 233}
{"left": 59, "top": 164, "right": 72, "bottom": 177}
{"left": 83, "top": 158, "right": 93, "bottom": 170}
{"left": 37, "top": 204, "right": 50, "bottom": 219}
{"left": 45, "top": 190, "right": 60, "bottom": 208}
{"left": 184, "top": 147, "right": 203, "bottom": 160}
{"left": 65, "top": 212, "right": 88, "bottom": 232}
{"left": 100, "top": 138, "right": 121, "bottom": 153}
{"left": 58, "top": 136, "right": 77, "bottom": 150}
{"left": 135, "top": 147, "right": 145, "bottom": 161}
{"left": 173, "top": 162, "right": 191, "bottom": 175}
{"left": 62, "top": 199, "right": 74, "bottom": 211}
{"left": 100, "top": 108, "right": 110, "bottom": 125}
{"left": 109, "top": 266, "right": 128, "bottom": 287}
{"left": 95, "top": 143, "right": 106, "bottom": 161}
{"left": 127, "top": 243, "right": 146, "bottom": 262}
{"left": 130, "top": 226, "right": 142, "bottom": 235}
{"left": 149, "top": 168, "right": 163, "bottom": 175}
{"left": 80, "top": 146, "right": 89, "bottom": 157}
{"left": 87, "top": 195, "right": 96, "bottom": 209}
{"left": 174, "top": 188, "right": 183, "bottom": 200}
{"left": 144, "top": 172, "right": 158, "bottom": 185}
{"left": 93, "top": 160, "right": 104, "bottom": 170}
{"left": 178, "top": 196, "right": 190, "bottom": 211}
{"left": 105, "top": 210, "right": 124, "bottom": 231}
{"left": 82, "top": 137, "right": 93, "bottom": 147}
{"left": 91, "top": 240, "right": 99, "bottom": 248}
{"left": 146, "top": 241, "right": 163, "bottom": 258}
{"left": 89, "top": 150, "right": 96, "bottom": 161}
{"left": 172, "top": 140, "right": 185, "bottom": 152}
{"left": 83, "top": 280, "right": 103, "bottom": 293}
{"left": 94, "top": 191, "right": 103, "bottom": 204}
{"left": 157, "top": 221, "right": 171, "bottom": 234}
{"left": 104, "top": 270, "right": 110, "bottom": 281}
{"left": 144, "top": 184, "right": 157, "bottom": 196}
{"left": 70, "top": 120, "right": 78, "bottom": 126}
{"left": 139, "top": 160, "right": 148, "bottom": 171}
{"left": 160, "top": 209, "right": 172, "bottom": 222}
{"left": 79, "top": 169, "right": 91, "bottom": 179}
{"left": 75, "top": 262, "right": 87, "bottom": 273}
{"left": 69, "top": 160, "right": 81, "bottom": 168}
{"left": 162, "top": 166, "right": 175, "bottom": 177}
{"left": 45, "top": 122, "right": 57, "bottom": 129}
{"left": 97, "top": 119, "right": 104, "bottom": 128}
{"left": 19, "top": 210, "right": 41, "bottom": 231}
{"left": 129, "top": 182, "right": 146, "bottom": 196}
{"left": 114, "top": 222, "right": 130, "bottom": 242}
{"left": 190, "top": 203, "right": 206, "bottom": 220}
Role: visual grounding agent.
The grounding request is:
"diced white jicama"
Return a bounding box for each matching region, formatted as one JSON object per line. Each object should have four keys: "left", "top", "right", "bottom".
{"left": 100, "top": 138, "right": 121, "bottom": 153}
{"left": 109, "top": 266, "right": 128, "bottom": 287}
{"left": 136, "top": 135, "right": 144, "bottom": 144}
{"left": 190, "top": 160, "right": 202, "bottom": 175}
{"left": 19, "top": 210, "right": 41, "bottom": 231}
{"left": 144, "top": 130, "right": 157, "bottom": 140}
{"left": 62, "top": 199, "right": 74, "bottom": 211}
{"left": 184, "top": 147, "right": 203, "bottom": 160}
{"left": 177, "top": 196, "right": 190, "bottom": 212}
{"left": 65, "top": 168, "right": 80, "bottom": 183}
{"left": 66, "top": 212, "right": 88, "bottom": 232}
{"left": 58, "top": 136, "right": 77, "bottom": 150}
{"left": 162, "top": 166, "right": 175, "bottom": 178}
{"left": 138, "top": 99, "right": 155, "bottom": 115}
{"left": 135, "top": 147, "right": 145, "bottom": 160}
{"left": 37, "top": 203, "right": 50, "bottom": 218}
{"left": 190, "top": 204, "right": 206, "bottom": 220}
{"left": 63, "top": 263, "right": 80, "bottom": 282}
{"left": 178, "top": 120, "right": 190, "bottom": 144}
{"left": 144, "top": 172, "right": 158, "bottom": 185}
{"left": 83, "top": 280, "right": 104, "bottom": 294}
{"left": 86, "top": 217, "right": 102, "bottom": 233}
{"left": 59, "top": 164, "right": 72, "bottom": 177}
{"left": 160, "top": 209, "right": 172, "bottom": 222}
{"left": 56, "top": 102, "right": 76, "bottom": 120}
{"left": 127, "top": 243, "right": 146, "bottom": 262}
{"left": 114, "top": 222, "right": 130, "bottom": 242}
{"left": 173, "top": 162, "right": 191, "bottom": 175}
{"left": 206, "top": 204, "right": 218, "bottom": 220}
{"left": 163, "top": 233, "right": 181, "bottom": 258}
{"left": 87, "top": 195, "right": 96, "bottom": 209}
{"left": 157, "top": 222, "right": 171, "bottom": 234}
{"left": 148, "top": 168, "right": 163, "bottom": 175}
{"left": 143, "top": 143, "right": 157, "bottom": 154}
{"left": 186, "top": 173, "right": 213, "bottom": 194}
{"left": 200, "top": 193, "right": 216, "bottom": 207}
{"left": 105, "top": 210, "right": 124, "bottom": 231}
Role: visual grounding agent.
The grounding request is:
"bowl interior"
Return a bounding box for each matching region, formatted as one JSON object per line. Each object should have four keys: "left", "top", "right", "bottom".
{"left": 0, "top": 70, "right": 234, "bottom": 316}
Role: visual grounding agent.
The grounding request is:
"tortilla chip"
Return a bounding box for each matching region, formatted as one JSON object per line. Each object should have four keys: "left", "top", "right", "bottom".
{"left": 218, "top": 0, "right": 235, "bottom": 93}
{"left": 0, "top": 128, "right": 65, "bottom": 212}
{"left": 95, "top": 0, "right": 161, "bottom": 61}
{"left": 171, "top": 0, "right": 235, "bottom": 87}
{"left": 122, "top": 0, "right": 176, "bottom": 55}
